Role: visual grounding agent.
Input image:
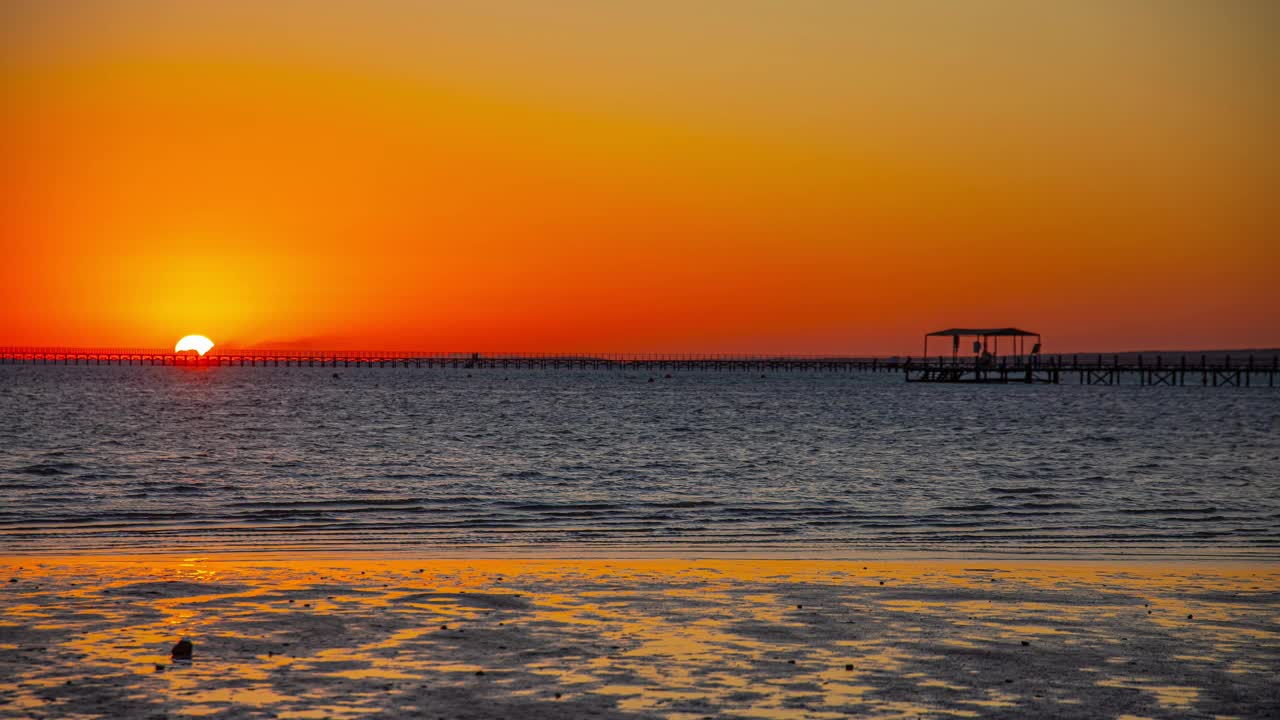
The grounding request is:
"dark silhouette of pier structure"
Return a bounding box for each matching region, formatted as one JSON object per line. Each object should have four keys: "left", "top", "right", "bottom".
{"left": 904, "top": 328, "right": 1276, "bottom": 387}
{"left": 0, "top": 346, "right": 1275, "bottom": 387}
{"left": 909, "top": 328, "right": 1052, "bottom": 384}
{"left": 0, "top": 348, "right": 892, "bottom": 373}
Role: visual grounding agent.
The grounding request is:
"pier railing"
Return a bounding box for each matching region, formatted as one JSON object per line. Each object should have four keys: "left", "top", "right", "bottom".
{"left": 0, "top": 347, "right": 1275, "bottom": 386}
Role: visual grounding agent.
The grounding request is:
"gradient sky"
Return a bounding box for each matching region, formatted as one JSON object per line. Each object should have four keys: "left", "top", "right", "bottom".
{"left": 2, "top": 1, "right": 1276, "bottom": 353}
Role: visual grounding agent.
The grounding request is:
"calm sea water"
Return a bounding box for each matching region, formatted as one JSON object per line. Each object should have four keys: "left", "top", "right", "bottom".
{"left": 1, "top": 366, "right": 1277, "bottom": 556}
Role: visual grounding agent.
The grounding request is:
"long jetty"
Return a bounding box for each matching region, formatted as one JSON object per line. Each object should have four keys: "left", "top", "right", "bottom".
{"left": 0, "top": 347, "right": 1275, "bottom": 387}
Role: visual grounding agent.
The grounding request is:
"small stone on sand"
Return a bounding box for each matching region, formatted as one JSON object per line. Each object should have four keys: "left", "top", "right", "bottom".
{"left": 171, "top": 639, "right": 193, "bottom": 660}
{"left": 1021, "top": 641, "right": 1030, "bottom": 647}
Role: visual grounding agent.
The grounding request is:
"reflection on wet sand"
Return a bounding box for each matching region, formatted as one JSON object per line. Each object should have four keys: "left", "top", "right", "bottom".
{"left": 1, "top": 557, "right": 1277, "bottom": 718}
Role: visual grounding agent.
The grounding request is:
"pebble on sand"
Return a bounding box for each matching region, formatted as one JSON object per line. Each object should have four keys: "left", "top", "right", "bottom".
{"left": 171, "top": 639, "right": 193, "bottom": 660}
{"left": 845, "top": 664, "right": 854, "bottom": 671}
{"left": 1021, "top": 641, "right": 1030, "bottom": 646}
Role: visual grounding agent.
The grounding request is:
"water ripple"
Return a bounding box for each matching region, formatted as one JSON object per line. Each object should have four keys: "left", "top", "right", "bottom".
{"left": 1, "top": 366, "right": 1277, "bottom": 555}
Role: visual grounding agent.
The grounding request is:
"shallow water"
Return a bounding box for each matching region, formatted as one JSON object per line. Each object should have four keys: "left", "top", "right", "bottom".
{"left": 1, "top": 366, "right": 1277, "bottom": 555}
{"left": 3, "top": 557, "right": 1277, "bottom": 719}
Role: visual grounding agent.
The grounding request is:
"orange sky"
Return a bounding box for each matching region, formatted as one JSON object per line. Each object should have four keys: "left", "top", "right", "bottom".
{"left": 2, "top": 1, "right": 1276, "bottom": 354}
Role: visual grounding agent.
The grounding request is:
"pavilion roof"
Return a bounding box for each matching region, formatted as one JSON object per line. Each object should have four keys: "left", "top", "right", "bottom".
{"left": 926, "top": 328, "right": 1039, "bottom": 337}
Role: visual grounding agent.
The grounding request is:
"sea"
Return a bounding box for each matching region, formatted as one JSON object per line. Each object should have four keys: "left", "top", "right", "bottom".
{"left": 1, "top": 366, "right": 1277, "bottom": 557}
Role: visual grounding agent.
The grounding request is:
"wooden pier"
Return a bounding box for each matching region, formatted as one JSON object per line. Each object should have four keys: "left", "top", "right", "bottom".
{"left": 900, "top": 326, "right": 1277, "bottom": 387}
{"left": 0, "top": 347, "right": 1274, "bottom": 387}
{"left": 904, "top": 355, "right": 1277, "bottom": 387}
{"left": 0, "top": 348, "right": 898, "bottom": 373}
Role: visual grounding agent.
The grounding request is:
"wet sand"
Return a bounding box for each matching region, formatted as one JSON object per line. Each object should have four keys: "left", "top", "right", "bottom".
{"left": 1, "top": 556, "right": 1277, "bottom": 719}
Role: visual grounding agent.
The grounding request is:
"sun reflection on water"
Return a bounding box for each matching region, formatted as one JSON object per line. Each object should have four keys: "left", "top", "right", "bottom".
{"left": 0, "top": 557, "right": 1276, "bottom": 718}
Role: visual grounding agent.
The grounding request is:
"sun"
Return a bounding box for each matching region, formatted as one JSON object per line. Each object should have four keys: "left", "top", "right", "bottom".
{"left": 175, "top": 334, "right": 215, "bottom": 356}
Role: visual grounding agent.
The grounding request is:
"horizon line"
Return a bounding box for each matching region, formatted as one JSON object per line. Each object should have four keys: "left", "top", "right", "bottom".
{"left": 2, "top": 344, "right": 1279, "bottom": 360}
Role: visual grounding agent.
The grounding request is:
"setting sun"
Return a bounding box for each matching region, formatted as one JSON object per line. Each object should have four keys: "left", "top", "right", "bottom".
{"left": 174, "top": 334, "right": 214, "bottom": 356}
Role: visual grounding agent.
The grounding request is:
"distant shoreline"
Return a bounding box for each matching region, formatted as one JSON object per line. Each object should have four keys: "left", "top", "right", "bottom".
{"left": 3, "top": 345, "right": 1278, "bottom": 360}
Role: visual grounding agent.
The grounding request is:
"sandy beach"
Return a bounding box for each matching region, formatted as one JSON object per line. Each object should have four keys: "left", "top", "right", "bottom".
{"left": 1, "top": 555, "right": 1276, "bottom": 719}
